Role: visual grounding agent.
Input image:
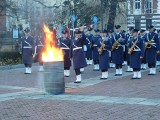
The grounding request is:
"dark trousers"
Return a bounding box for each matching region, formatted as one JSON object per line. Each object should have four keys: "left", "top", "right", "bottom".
{"left": 101, "top": 69, "right": 108, "bottom": 72}
{"left": 116, "top": 64, "right": 122, "bottom": 69}
{"left": 64, "top": 67, "right": 70, "bottom": 70}
{"left": 133, "top": 68, "right": 140, "bottom": 71}
{"left": 75, "top": 68, "right": 80, "bottom": 75}
{"left": 148, "top": 63, "right": 156, "bottom": 68}
{"left": 87, "top": 58, "right": 92, "bottom": 60}
{"left": 93, "top": 60, "right": 99, "bottom": 65}
{"left": 25, "top": 64, "right": 31, "bottom": 67}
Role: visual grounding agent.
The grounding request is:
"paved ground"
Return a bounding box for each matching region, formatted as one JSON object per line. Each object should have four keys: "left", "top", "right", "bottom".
{"left": 0, "top": 63, "right": 160, "bottom": 120}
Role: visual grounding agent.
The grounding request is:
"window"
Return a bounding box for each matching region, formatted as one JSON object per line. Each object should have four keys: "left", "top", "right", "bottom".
{"left": 146, "top": 19, "right": 152, "bottom": 29}
{"left": 145, "top": 0, "right": 152, "bottom": 13}
{"left": 135, "top": 19, "right": 140, "bottom": 30}
{"left": 135, "top": 0, "right": 141, "bottom": 9}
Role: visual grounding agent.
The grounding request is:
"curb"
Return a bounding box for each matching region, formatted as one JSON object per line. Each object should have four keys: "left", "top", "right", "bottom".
{"left": 0, "top": 63, "right": 38, "bottom": 70}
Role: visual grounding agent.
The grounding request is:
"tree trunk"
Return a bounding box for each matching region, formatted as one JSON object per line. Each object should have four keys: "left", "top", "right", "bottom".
{"left": 107, "top": 0, "right": 118, "bottom": 30}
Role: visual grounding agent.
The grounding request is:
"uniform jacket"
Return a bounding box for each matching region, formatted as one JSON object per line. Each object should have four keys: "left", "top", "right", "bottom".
{"left": 85, "top": 33, "right": 93, "bottom": 59}
{"left": 144, "top": 32, "right": 159, "bottom": 64}
{"left": 128, "top": 36, "right": 144, "bottom": 68}
{"left": 99, "top": 36, "right": 112, "bottom": 70}
{"left": 71, "top": 32, "right": 87, "bottom": 69}
{"left": 21, "top": 36, "right": 35, "bottom": 65}
{"left": 111, "top": 32, "right": 126, "bottom": 64}
{"left": 91, "top": 34, "right": 102, "bottom": 61}
{"left": 59, "top": 37, "right": 72, "bottom": 68}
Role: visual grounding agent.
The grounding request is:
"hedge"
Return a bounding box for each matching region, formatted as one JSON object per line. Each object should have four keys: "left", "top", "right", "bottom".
{"left": 0, "top": 52, "right": 22, "bottom": 66}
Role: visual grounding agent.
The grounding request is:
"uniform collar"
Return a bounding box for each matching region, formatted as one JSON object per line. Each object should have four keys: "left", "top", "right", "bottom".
{"left": 116, "top": 32, "right": 120, "bottom": 35}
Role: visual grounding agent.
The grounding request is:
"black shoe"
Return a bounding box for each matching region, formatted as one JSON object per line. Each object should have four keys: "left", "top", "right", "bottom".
{"left": 74, "top": 81, "right": 81, "bottom": 83}
{"left": 131, "top": 77, "right": 137, "bottom": 79}
{"left": 93, "top": 69, "right": 99, "bottom": 71}
{"left": 115, "top": 74, "right": 122, "bottom": 76}
{"left": 148, "top": 73, "right": 154, "bottom": 75}
{"left": 141, "top": 68, "right": 145, "bottom": 70}
{"left": 65, "top": 75, "right": 70, "bottom": 77}
{"left": 126, "top": 71, "right": 133, "bottom": 72}
{"left": 100, "top": 78, "right": 108, "bottom": 80}
{"left": 24, "top": 72, "right": 30, "bottom": 74}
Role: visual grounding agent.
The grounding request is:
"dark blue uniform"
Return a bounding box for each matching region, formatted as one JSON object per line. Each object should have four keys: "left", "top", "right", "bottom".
{"left": 59, "top": 37, "right": 72, "bottom": 69}
{"left": 125, "top": 33, "right": 134, "bottom": 72}
{"left": 99, "top": 36, "right": 112, "bottom": 70}
{"left": 128, "top": 36, "right": 144, "bottom": 69}
{"left": 85, "top": 34, "right": 93, "bottom": 60}
{"left": 144, "top": 32, "right": 159, "bottom": 67}
{"left": 35, "top": 36, "right": 44, "bottom": 65}
{"left": 156, "top": 35, "right": 160, "bottom": 63}
{"left": 125, "top": 33, "right": 133, "bottom": 65}
{"left": 108, "top": 33, "right": 114, "bottom": 68}
{"left": 71, "top": 32, "right": 87, "bottom": 69}
{"left": 112, "top": 33, "right": 126, "bottom": 65}
{"left": 21, "top": 36, "right": 35, "bottom": 66}
{"left": 140, "top": 33, "right": 147, "bottom": 69}
{"left": 91, "top": 35, "right": 102, "bottom": 62}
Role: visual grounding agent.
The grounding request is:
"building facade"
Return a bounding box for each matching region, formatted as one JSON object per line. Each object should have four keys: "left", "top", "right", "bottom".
{"left": 127, "top": 0, "right": 160, "bottom": 30}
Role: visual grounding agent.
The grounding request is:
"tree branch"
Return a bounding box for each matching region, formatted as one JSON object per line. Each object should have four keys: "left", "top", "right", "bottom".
{"left": 33, "top": 0, "right": 61, "bottom": 8}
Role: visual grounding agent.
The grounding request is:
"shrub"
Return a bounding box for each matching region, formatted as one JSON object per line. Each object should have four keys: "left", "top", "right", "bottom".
{"left": 0, "top": 52, "right": 22, "bottom": 66}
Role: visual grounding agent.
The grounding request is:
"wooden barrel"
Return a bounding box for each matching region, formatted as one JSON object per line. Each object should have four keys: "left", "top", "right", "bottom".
{"left": 43, "top": 61, "right": 65, "bottom": 94}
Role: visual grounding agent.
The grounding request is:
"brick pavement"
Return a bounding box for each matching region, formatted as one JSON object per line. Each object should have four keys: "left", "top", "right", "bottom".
{"left": 0, "top": 64, "right": 160, "bottom": 120}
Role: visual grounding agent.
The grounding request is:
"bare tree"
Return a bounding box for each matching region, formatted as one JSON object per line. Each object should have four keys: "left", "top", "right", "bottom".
{"left": 0, "top": 0, "right": 19, "bottom": 18}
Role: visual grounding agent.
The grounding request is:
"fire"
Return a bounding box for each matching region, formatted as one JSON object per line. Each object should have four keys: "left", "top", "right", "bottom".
{"left": 42, "top": 24, "right": 64, "bottom": 62}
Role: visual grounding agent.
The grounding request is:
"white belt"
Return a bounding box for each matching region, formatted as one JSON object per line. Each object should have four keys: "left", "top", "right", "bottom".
{"left": 133, "top": 49, "right": 141, "bottom": 51}
{"left": 38, "top": 45, "right": 44, "bottom": 46}
{"left": 118, "top": 45, "right": 123, "bottom": 47}
{"left": 61, "top": 47, "right": 70, "bottom": 50}
{"left": 23, "top": 46, "right": 32, "bottom": 48}
{"left": 73, "top": 47, "right": 82, "bottom": 51}
{"left": 93, "top": 45, "right": 97, "bottom": 47}
{"left": 151, "top": 43, "right": 156, "bottom": 45}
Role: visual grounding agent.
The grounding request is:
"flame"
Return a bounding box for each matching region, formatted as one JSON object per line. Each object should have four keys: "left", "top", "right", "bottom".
{"left": 42, "top": 24, "right": 64, "bottom": 62}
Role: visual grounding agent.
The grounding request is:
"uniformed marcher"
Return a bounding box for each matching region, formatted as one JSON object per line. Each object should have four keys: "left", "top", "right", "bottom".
{"left": 128, "top": 29, "right": 144, "bottom": 79}
{"left": 35, "top": 34, "right": 44, "bottom": 72}
{"left": 156, "top": 30, "right": 160, "bottom": 66}
{"left": 59, "top": 29, "right": 72, "bottom": 77}
{"left": 112, "top": 25, "right": 126, "bottom": 76}
{"left": 91, "top": 29, "right": 102, "bottom": 71}
{"left": 108, "top": 29, "right": 115, "bottom": 68}
{"left": 140, "top": 29, "right": 147, "bottom": 70}
{"left": 122, "top": 29, "right": 127, "bottom": 66}
{"left": 21, "top": 27, "right": 35, "bottom": 74}
{"left": 99, "top": 30, "right": 112, "bottom": 79}
{"left": 144, "top": 25, "right": 159, "bottom": 75}
{"left": 125, "top": 27, "right": 134, "bottom": 72}
{"left": 70, "top": 27, "right": 87, "bottom": 83}
{"left": 85, "top": 27, "right": 93, "bottom": 65}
